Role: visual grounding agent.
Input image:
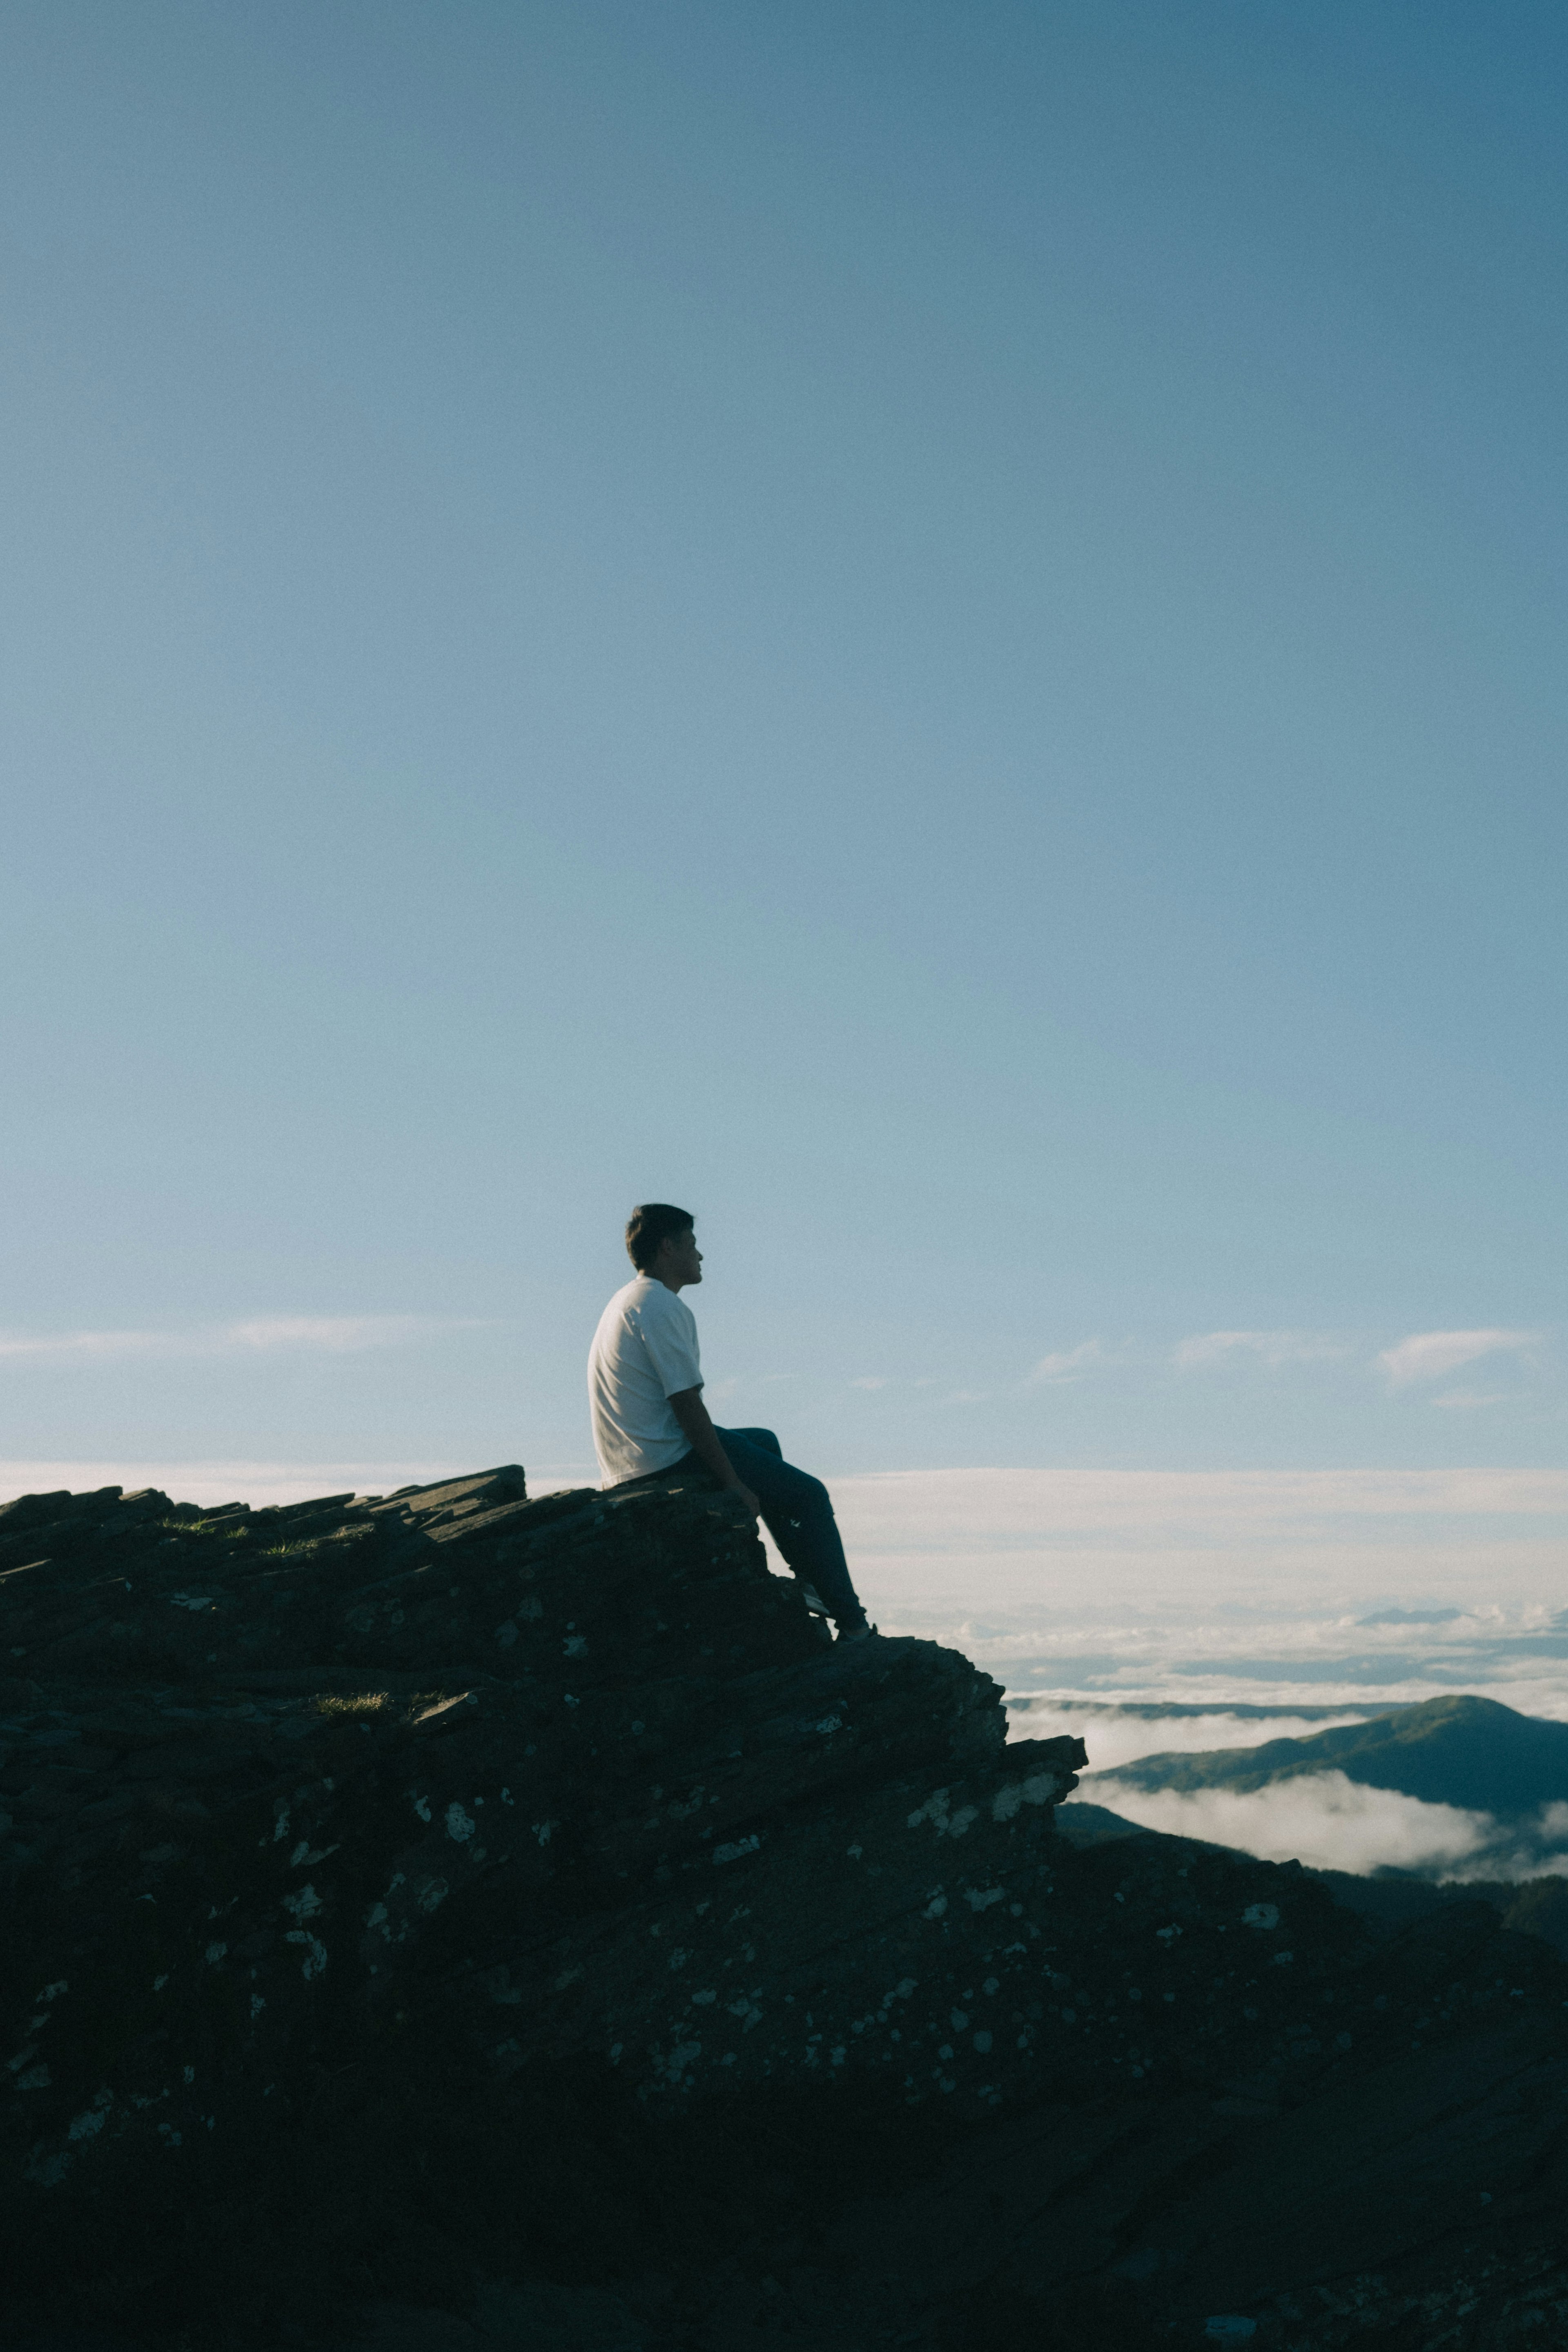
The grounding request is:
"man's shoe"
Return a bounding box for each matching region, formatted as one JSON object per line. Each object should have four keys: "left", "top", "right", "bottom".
{"left": 836, "top": 1622, "right": 878, "bottom": 1641}
{"left": 796, "top": 1582, "right": 829, "bottom": 1617}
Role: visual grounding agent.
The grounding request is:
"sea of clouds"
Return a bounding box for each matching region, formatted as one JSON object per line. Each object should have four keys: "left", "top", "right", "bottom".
{"left": 831, "top": 1466, "right": 1568, "bottom": 1883}
{"left": 826, "top": 1464, "right": 1568, "bottom": 1704}
{"left": 7, "top": 1455, "right": 1567, "bottom": 1882}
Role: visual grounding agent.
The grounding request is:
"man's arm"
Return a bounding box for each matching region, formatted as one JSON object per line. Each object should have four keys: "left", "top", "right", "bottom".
{"left": 668, "top": 1389, "right": 760, "bottom": 1521}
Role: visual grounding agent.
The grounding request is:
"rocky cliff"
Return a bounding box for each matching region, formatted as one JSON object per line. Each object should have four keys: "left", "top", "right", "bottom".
{"left": 3, "top": 1469, "right": 1568, "bottom": 2350}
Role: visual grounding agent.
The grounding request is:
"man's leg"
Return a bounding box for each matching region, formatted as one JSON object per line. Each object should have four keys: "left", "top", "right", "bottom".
{"left": 718, "top": 1427, "right": 784, "bottom": 1462}
{"left": 713, "top": 1428, "right": 870, "bottom": 1635}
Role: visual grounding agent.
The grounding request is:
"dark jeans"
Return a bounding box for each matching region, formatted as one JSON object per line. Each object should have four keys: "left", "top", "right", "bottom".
{"left": 707, "top": 1427, "right": 868, "bottom": 1633}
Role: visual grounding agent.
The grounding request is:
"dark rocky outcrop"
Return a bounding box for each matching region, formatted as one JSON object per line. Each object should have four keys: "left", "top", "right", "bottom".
{"left": 3, "top": 1472, "right": 1568, "bottom": 2350}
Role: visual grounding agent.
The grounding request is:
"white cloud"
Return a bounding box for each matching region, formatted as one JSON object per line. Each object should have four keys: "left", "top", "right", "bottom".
{"left": 1076, "top": 1771, "right": 1568, "bottom": 1882}
{"left": 0, "top": 1328, "right": 165, "bottom": 1363}
{"left": 1027, "top": 1340, "right": 1104, "bottom": 1385}
{"left": 831, "top": 1466, "right": 1568, "bottom": 1550}
{"left": 829, "top": 1467, "right": 1568, "bottom": 1692}
{"left": 1377, "top": 1328, "right": 1538, "bottom": 1389}
{"left": 0, "top": 1315, "right": 482, "bottom": 1363}
{"left": 0, "top": 1457, "right": 594, "bottom": 1510}
{"left": 227, "top": 1316, "right": 444, "bottom": 1352}
{"left": 0, "top": 1458, "right": 473, "bottom": 1508}
{"left": 1175, "top": 1329, "right": 1348, "bottom": 1370}
{"left": 1082, "top": 1769, "right": 1494, "bottom": 1875}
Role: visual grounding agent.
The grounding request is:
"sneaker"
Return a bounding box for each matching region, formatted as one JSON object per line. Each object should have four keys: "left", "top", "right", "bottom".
{"left": 836, "top": 1621, "right": 878, "bottom": 1642}
{"left": 796, "top": 1582, "right": 829, "bottom": 1617}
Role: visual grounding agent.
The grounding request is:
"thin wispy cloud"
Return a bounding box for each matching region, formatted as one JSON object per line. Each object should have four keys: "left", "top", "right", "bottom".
{"left": 0, "top": 1458, "right": 480, "bottom": 1509}
{"left": 0, "top": 1329, "right": 165, "bottom": 1363}
{"left": 1027, "top": 1340, "right": 1105, "bottom": 1385}
{"left": 833, "top": 1466, "right": 1568, "bottom": 1545}
{"left": 832, "top": 1468, "right": 1568, "bottom": 1665}
{"left": 1175, "top": 1329, "right": 1349, "bottom": 1370}
{"left": 1377, "top": 1329, "right": 1538, "bottom": 1389}
{"left": 0, "top": 1316, "right": 483, "bottom": 1364}
{"left": 847, "top": 1330, "right": 1550, "bottom": 1398}
{"left": 227, "top": 1316, "right": 448, "bottom": 1352}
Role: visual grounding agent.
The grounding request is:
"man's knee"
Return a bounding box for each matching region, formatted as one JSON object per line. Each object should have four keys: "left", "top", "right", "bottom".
{"left": 724, "top": 1427, "right": 782, "bottom": 1460}
{"left": 789, "top": 1470, "right": 830, "bottom": 1515}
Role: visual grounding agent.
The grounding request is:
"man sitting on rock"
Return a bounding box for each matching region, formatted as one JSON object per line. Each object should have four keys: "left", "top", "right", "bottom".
{"left": 588, "top": 1203, "right": 875, "bottom": 1641}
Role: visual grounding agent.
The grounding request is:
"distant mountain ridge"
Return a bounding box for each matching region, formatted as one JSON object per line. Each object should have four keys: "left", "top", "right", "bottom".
{"left": 1092, "top": 1694, "right": 1568, "bottom": 1817}
{"left": 1011, "top": 1697, "right": 1404, "bottom": 1722}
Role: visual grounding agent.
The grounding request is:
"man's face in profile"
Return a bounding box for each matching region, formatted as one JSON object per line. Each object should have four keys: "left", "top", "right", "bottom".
{"left": 657, "top": 1226, "right": 703, "bottom": 1287}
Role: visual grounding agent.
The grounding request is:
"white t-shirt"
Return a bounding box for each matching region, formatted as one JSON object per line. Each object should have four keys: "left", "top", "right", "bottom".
{"left": 588, "top": 1275, "right": 704, "bottom": 1487}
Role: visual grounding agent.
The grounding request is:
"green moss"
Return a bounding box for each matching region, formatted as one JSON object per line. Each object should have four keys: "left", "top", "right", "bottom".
{"left": 155, "top": 1517, "right": 253, "bottom": 1541}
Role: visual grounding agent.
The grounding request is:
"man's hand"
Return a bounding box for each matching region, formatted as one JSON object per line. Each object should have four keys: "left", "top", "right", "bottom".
{"left": 669, "top": 1388, "right": 760, "bottom": 1525}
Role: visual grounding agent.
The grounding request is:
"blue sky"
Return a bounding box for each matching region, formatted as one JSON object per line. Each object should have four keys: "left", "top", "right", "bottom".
{"left": 3, "top": 0, "right": 1565, "bottom": 1493}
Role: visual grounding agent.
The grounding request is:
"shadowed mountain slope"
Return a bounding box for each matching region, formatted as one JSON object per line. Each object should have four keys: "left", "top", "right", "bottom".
{"left": 1058, "top": 1800, "right": 1568, "bottom": 1963}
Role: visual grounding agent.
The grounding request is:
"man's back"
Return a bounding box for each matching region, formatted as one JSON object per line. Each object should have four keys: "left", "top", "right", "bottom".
{"left": 588, "top": 1273, "right": 703, "bottom": 1487}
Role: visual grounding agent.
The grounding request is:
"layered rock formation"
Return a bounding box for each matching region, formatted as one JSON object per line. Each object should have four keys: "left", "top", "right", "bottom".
{"left": 3, "top": 1470, "right": 1568, "bottom": 2350}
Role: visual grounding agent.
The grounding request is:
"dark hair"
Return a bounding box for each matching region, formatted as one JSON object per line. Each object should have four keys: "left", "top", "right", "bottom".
{"left": 625, "top": 1203, "right": 695, "bottom": 1273}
